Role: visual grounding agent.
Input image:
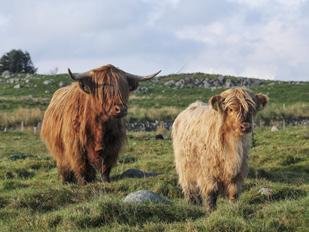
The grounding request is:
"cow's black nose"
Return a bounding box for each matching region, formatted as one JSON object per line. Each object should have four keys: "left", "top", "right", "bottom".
{"left": 115, "top": 106, "right": 121, "bottom": 114}
{"left": 241, "top": 123, "right": 252, "bottom": 133}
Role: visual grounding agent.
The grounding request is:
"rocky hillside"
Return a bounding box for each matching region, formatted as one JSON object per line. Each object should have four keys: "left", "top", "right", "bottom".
{"left": 160, "top": 72, "right": 305, "bottom": 89}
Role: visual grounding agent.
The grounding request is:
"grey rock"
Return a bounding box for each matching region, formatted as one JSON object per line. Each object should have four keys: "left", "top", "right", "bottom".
{"left": 212, "top": 79, "right": 221, "bottom": 87}
{"left": 210, "top": 87, "right": 217, "bottom": 91}
{"left": 271, "top": 126, "right": 279, "bottom": 132}
{"left": 43, "top": 80, "right": 53, "bottom": 85}
{"left": 135, "top": 86, "right": 149, "bottom": 94}
{"left": 253, "top": 79, "right": 263, "bottom": 86}
{"left": 151, "top": 77, "right": 160, "bottom": 83}
{"left": 123, "top": 190, "right": 170, "bottom": 204}
{"left": 194, "top": 79, "right": 201, "bottom": 85}
{"left": 1, "top": 71, "right": 10, "bottom": 79}
{"left": 13, "top": 84, "right": 21, "bottom": 89}
{"left": 120, "top": 168, "right": 157, "bottom": 178}
{"left": 217, "top": 75, "right": 225, "bottom": 83}
{"left": 164, "top": 80, "right": 176, "bottom": 87}
{"left": 175, "top": 79, "right": 185, "bottom": 88}
{"left": 202, "top": 80, "right": 211, "bottom": 88}
{"left": 225, "top": 79, "right": 235, "bottom": 88}
{"left": 25, "top": 74, "right": 32, "bottom": 79}
{"left": 58, "top": 81, "right": 65, "bottom": 87}
{"left": 258, "top": 187, "right": 272, "bottom": 197}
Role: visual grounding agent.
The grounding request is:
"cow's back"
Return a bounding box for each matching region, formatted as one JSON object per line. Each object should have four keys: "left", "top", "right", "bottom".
{"left": 172, "top": 100, "right": 210, "bottom": 146}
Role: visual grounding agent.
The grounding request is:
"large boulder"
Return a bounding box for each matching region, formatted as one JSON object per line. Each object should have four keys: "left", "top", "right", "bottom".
{"left": 123, "top": 190, "right": 170, "bottom": 204}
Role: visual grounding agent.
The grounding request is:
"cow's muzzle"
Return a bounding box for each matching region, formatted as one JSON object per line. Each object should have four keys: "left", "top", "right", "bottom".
{"left": 240, "top": 122, "right": 252, "bottom": 133}
{"left": 113, "top": 105, "right": 128, "bottom": 118}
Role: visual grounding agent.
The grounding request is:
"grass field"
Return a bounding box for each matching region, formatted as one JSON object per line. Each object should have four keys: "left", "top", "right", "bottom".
{"left": 0, "top": 126, "right": 308, "bottom": 231}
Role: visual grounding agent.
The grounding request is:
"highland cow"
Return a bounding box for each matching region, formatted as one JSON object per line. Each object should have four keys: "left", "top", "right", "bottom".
{"left": 41, "top": 64, "right": 160, "bottom": 184}
{"left": 172, "top": 87, "right": 268, "bottom": 210}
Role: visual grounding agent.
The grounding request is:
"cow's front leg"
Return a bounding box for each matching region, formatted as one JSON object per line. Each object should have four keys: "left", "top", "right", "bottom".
{"left": 101, "top": 164, "right": 112, "bottom": 183}
{"left": 200, "top": 178, "right": 219, "bottom": 211}
{"left": 226, "top": 181, "right": 241, "bottom": 202}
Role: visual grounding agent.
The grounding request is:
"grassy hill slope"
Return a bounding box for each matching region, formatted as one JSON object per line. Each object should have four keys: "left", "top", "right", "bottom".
{"left": 0, "top": 72, "right": 308, "bottom": 128}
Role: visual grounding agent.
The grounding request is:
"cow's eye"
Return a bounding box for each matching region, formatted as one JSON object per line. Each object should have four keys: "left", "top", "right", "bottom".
{"left": 228, "top": 108, "right": 233, "bottom": 113}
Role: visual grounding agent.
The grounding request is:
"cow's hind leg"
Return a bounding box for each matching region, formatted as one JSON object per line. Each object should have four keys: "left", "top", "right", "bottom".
{"left": 57, "top": 164, "right": 76, "bottom": 184}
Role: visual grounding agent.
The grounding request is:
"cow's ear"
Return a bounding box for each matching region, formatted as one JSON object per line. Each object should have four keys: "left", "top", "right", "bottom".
{"left": 68, "top": 68, "right": 92, "bottom": 94}
{"left": 127, "top": 78, "right": 139, "bottom": 91}
{"left": 209, "top": 95, "right": 224, "bottom": 111}
{"left": 78, "top": 80, "right": 92, "bottom": 94}
{"left": 256, "top": 94, "right": 268, "bottom": 110}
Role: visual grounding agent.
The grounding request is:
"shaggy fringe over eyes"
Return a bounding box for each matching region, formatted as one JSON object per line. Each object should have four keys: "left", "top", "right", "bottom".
{"left": 92, "top": 66, "right": 129, "bottom": 113}
{"left": 221, "top": 88, "right": 256, "bottom": 118}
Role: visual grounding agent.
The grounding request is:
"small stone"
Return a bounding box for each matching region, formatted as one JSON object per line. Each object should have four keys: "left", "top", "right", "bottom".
{"left": 217, "top": 75, "right": 225, "bottom": 83}
{"left": 13, "top": 84, "right": 21, "bottom": 89}
{"left": 25, "top": 74, "right": 32, "bottom": 79}
{"left": 164, "top": 80, "right": 176, "bottom": 87}
{"left": 258, "top": 187, "right": 272, "bottom": 198}
{"left": 123, "top": 190, "right": 170, "bottom": 204}
{"left": 120, "top": 168, "right": 157, "bottom": 179}
{"left": 1, "top": 71, "right": 10, "bottom": 79}
{"left": 135, "top": 86, "right": 149, "bottom": 94}
{"left": 43, "top": 80, "right": 53, "bottom": 85}
{"left": 271, "top": 126, "right": 279, "bottom": 132}
{"left": 225, "top": 79, "right": 234, "bottom": 88}
{"left": 202, "top": 80, "right": 211, "bottom": 88}
{"left": 175, "top": 79, "right": 185, "bottom": 89}
{"left": 58, "top": 81, "right": 65, "bottom": 87}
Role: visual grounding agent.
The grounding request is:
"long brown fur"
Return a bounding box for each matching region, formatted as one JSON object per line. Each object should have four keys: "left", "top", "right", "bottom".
{"left": 41, "top": 65, "right": 137, "bottom": 184}
{"left": 172, "top": 87, "right": 268, "bottom": 210}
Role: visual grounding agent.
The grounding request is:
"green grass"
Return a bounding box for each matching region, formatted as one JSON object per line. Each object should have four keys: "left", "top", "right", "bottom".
{"left": 0, "top": 126, "right": 308, "bottom": 231}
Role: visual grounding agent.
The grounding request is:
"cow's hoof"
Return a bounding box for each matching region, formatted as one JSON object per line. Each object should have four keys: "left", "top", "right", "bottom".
{"left": 101, "top": 175, "right": 111, "bottom": 183}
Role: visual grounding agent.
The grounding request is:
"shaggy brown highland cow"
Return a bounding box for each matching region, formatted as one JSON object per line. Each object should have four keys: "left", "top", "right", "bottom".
{"left": 41, "top": 64, "right": 160, "bottom": 184}
{"left": 172, "top": 87, "right": 268, "bottom": 210}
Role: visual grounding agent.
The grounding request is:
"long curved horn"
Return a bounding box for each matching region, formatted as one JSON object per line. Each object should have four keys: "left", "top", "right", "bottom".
{"left": 68, "top": 68, "right": 92, "bottom": 81}
{"left": 125, "top": 70, "right": 161, "bottom": 81}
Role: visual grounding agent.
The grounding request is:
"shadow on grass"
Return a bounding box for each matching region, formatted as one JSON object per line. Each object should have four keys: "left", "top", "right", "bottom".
{"left": 248, "top": 166, "right": 309, "bottom": 184}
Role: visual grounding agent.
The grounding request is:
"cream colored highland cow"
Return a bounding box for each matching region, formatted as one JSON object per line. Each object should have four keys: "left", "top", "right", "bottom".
{"left": 172, "top": 87, "right": 268, "bottom": 210}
